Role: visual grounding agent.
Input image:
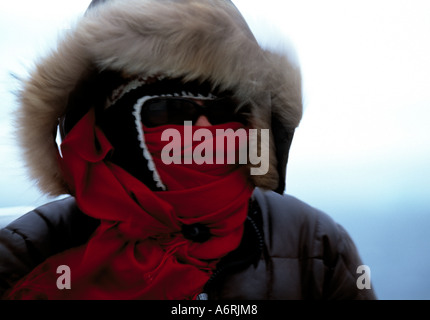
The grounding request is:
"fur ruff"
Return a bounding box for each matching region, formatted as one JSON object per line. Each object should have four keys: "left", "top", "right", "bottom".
{"left": 16, "top": 0, "right": 302, "bottom": 196}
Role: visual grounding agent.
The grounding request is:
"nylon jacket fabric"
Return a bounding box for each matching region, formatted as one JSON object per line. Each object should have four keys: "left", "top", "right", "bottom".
{"left": 0, "top": 189, "right": 376, "bottom": 299}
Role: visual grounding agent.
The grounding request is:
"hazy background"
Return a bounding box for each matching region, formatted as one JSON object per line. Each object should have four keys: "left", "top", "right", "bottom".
{"left": 1, "top": 0, "right": 429, "bottom": 299}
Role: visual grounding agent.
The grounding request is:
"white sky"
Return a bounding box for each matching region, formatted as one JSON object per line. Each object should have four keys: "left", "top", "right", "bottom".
{"left": 0, "top": 0, "right": 430, "bottom": 209}
{"left": 0, "top": 1, "right": 91, "bottom": 207}
{"left": 235, "top": 0, "right": 430, "bottom": 205}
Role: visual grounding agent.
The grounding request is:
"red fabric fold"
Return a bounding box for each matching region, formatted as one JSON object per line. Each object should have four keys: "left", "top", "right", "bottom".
{"left": 6, "top": 109, "right": 253, "bottom": 300}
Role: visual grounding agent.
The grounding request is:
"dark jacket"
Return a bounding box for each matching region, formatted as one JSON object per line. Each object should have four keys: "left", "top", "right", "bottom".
{"left": 0, "top": 188, "right": 376, "bottom": 300}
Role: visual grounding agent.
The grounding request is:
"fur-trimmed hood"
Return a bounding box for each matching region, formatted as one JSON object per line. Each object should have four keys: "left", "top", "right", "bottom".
{"left": 16, "top": 0, "right": 302, "bottom": 196}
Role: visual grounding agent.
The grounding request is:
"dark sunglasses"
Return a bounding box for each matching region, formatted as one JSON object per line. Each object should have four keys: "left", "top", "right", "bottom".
{"left": 140, "top": 97, "right": 246, "bottom": 127}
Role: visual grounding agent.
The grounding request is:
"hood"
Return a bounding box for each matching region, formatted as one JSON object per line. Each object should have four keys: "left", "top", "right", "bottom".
{"left": 16, "top": 0, "right": 302, "bottom": 196}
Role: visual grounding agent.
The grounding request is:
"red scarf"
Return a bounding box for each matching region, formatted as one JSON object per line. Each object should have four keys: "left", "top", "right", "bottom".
{"left": 6, "top": 109, "right": 253, "bottom": 300}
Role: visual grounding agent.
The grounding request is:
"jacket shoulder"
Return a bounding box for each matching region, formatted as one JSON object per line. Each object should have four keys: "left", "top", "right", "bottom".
{"left": 1, "top": 197, "right": 97, "bottom": 252}
{"left": 253, "top": 188, "right": 376, "bottom": 299}
{"left": 254, "top": 188, "right": 337, "bottom": 257}
{"left": 0, "top": 197, "right": 98, "bottom": 297}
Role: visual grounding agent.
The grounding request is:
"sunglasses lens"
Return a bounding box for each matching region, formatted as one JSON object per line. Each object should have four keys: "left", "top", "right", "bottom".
{"left": 141, "top": 97, "right": 243, "bottom": 127}
{"left": 205, "top": 99, "right": 239, "bottom": 125}
{"left": 142, "top": 98, "right": 197, "bottom": 127}
{"left": 141, "top": 99, "right": 168, "bottom": 127}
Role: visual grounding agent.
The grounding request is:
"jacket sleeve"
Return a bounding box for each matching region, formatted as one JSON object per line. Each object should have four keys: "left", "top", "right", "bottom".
{"left": 289, "top": 195, "right": 377, "bottom": 300}
{"left": 313, "top": 214, "right": 377, "bottom": 300}
{"left": 0, "top": 197, "right": 99, "bottom": 297}
{"left": 257, "top": 189, "right": 377, "bottom": 300}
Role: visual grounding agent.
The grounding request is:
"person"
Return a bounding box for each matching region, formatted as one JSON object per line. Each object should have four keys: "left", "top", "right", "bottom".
{"left": 0, "top": 0, "right": 376, "bottom": 300}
